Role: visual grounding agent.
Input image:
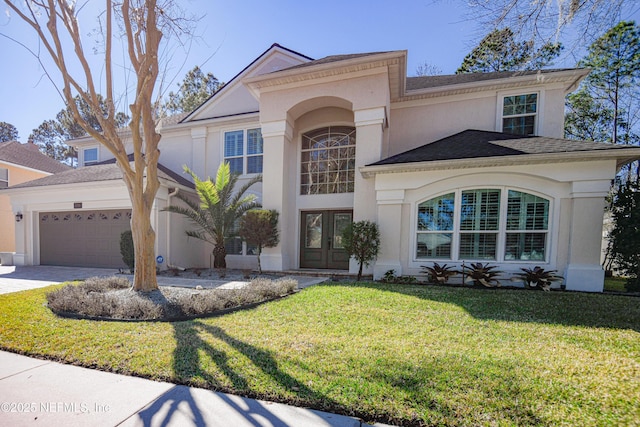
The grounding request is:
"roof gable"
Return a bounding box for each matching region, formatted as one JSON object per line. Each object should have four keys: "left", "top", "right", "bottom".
{"left": 0, "top": 141, "right": 71, "bottom": 174}
{"left": 179, "top": 44, "right": 313, "bottom": 124}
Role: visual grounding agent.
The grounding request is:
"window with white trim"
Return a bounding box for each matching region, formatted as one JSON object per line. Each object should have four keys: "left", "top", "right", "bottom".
{"left": 0, "top": 167, "right": 8, "bottom": 188}
{"left": 416, "top": 188, "right": 549, "bottom": 262}
{"left": 224, "top": 128, "right": 263, "bottom": 175}
{"left": 502, "top": 93, "right": 537, "bottom": 135}
{"left": 300, "top": 126, "right": 356, "bottom": 195}
{"left": 83, "top": 148, "right": 98, "bottom": 166}
{"left": 224, "top": 220, "right": 258, "bottom": 256}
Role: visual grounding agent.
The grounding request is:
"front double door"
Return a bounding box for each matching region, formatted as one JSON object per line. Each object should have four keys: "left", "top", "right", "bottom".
{"left": 300, "top": 210, "right": 352, "bottom": 270}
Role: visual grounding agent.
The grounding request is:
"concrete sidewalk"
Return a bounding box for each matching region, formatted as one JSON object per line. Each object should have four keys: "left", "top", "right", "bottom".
{"left": 0, "top": 351, "right": 387, "bottom": 427}
{"left": 0, "top": 266, "right": 328, "bottom": 294}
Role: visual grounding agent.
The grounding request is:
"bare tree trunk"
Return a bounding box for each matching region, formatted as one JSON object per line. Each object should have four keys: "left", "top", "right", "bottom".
{"left": 128, "top": 181, "right": 158, "bottom": 291}
{"left": 213, "top": 244, "right": 227, "bottom": 269}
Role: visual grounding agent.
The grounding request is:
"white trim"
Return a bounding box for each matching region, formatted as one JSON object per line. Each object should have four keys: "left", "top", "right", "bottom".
{"left": 411, "top": 186, "right": 553, "bottom": 266}
{"left": 81, "top": 146, "right": 99, "bottom": 166}
{"left": 496, "top": 90, "right": 541, "bottom": 135}
{"left": 220, "top": 126, "right": 264, "bottom": 177}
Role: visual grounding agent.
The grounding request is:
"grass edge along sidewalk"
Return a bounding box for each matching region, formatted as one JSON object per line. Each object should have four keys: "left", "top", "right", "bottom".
{"left": 0, "top": 282, "right": 638, "bottom": 426}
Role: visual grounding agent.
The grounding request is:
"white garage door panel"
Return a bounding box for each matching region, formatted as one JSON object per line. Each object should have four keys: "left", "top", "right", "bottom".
{"left": 40, "top": 210, "right": 132, "bottom": 268}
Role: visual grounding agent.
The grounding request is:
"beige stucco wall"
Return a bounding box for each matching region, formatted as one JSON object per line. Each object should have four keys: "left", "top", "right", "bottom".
{"left": 370, "top": 159, "right": 617, "bottom": 292}
{"left": 0, "top": 164, "right": 49, "bottom": 252}
{"left": 388, "top": 83, "right": 570, "bottom": 158}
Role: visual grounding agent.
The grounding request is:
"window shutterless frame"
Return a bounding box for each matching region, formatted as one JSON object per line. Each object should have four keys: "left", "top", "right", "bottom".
{"left": 415, "top": 188, "right": 551, "bottom": 263}
{"left": 497, "top": 91, "right": 541, "bottom": 136}
{"left": 223, "top": 128, "right": 264, "bottom": 176}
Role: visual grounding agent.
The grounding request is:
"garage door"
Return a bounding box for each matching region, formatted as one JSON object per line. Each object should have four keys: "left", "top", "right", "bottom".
{"left": 40, "top": 209, "right": 132, "bottom": 268}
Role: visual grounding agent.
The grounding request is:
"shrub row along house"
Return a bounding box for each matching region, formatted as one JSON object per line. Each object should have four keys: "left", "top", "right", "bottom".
{"left": 5, "top": 44, "right": 640, "bottom": 292}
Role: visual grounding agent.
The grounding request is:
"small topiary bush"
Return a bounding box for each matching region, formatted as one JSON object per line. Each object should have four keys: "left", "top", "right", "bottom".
{"left": 120, "top": 230, "right": 135, "bottom": 272}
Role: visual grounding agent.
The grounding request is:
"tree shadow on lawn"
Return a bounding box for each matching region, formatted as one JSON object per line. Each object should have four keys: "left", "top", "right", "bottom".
{"left": 168, "top": 319, "right": 358, "bottom": 424}
{"left": 346, "top": 282, "right": 640, "bottom": 332}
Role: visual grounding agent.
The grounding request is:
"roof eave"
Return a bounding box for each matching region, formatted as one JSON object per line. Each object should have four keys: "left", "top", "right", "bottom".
{"left": 360, "top": 147, "right": 640, "bottom": 178}
{"left": 402, "top": 68, "right": 590, "bottom": 101}
{"left": 244, "top": 50, "right": 407, "bottom": 99}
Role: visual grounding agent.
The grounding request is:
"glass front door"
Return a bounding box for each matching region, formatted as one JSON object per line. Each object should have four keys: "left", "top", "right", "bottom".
{"left": 300, "top": 210, "right": 352, "bottom": 269}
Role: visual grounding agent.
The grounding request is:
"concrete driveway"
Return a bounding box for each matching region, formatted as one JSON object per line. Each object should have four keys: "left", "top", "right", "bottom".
{"left": 0, "top": 265, "right": 120, "bottom": 294}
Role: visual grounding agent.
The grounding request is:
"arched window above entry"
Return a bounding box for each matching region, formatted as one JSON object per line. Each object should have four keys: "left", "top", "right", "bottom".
{"left": 416, "top": 188, "right": 550, "bottom": 262}
{"left": 300, "top": 126, "right": 356, "bottom": 195}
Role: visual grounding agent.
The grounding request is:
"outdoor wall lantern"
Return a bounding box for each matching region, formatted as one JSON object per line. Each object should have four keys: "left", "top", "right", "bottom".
{"left": 15, "top": 212, "right": 23, "bottom": 222}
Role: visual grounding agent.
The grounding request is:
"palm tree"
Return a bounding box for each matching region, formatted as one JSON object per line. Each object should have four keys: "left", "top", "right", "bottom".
{"left": 164, "top": 162, "right": 261, "bottom": 268}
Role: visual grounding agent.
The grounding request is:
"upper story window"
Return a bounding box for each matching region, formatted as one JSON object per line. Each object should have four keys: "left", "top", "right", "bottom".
{"left": 300, "top": 126, "right": 356, "bottom": 195}
{"left": 83, "top": 148, "right": 98, "bottom": 166}
{"left": 502, "top": 93, "right": 537, "bottom": 136}
{"left": 416, "top": 188, "right": 549, "bottom": 262}
{"left": 224, "top": 128, "right": 263, "bottom": 175}
{"left": 0, "top": 167, "right": 8, "bottom": 188}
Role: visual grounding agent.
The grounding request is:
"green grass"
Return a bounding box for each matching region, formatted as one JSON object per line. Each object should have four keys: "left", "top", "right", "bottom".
{"left": 605, "top": 276, "right": 629, "bottom": 292}
{"left": 1, "top": 282, "right": 639, "bottom": 426}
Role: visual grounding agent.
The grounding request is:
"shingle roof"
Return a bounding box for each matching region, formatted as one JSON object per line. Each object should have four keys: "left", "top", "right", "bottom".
{"left": 406, "top": 68, "right": 579, "bottom": 91}
{"left": 0, "top": 141, "right": 71, "bottom": 174}
{"left": 7, "top": 157, "right": 194, "bottom": 190}
{"left": 370, "top": 129, "right": 637, "bottom": 166}
{"left": 280, "top": 51, "right": 392, "bottom": 72}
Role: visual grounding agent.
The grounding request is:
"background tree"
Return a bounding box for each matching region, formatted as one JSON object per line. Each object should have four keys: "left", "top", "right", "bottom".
{"left": 4, "top": 0, "right": 189, "bottom": 291}
{"left": 164, "top": 163, "right": 261, "bottom": 269}
{"left": 341, "top": 220, "right": 380, "bottom": 281}
{"left": 608, "top": 180, "right": 640, "bottom": 291}
{"left": 457, "top": 27, "right": 562, "bottom": 73}
{"left": 163, "top": 66, "right": 223, "bottom": 115}
{"left": 457, "top": 0, "right": 628, "bottom": 51}
{"left": 29, "top": 95, "right": 130, "bottom": 166}
{"left": 565, "top": 21, "right": 640, "bottom": 179}
{"left": 414, "top": 61, "right": 442, "bottom": 76}
{"left": 238, "top": 209, "right": 280, "bottom": 273}
{"left": 0, "top": 121, "right": 19, "bottom": 142}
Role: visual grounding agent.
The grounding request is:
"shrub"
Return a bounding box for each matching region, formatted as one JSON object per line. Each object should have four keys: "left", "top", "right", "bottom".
{"left": 120, "top": 230, "right": 135, "bottom": 272}
{"left": 421, "top": 262, "right": 459, "bottom": 285}
{"left": 512, "top": 266, "right": 563, "bottom": 291}
{"left": 462, "top": 262, "right": 502, "bottom": 287}
{"left": 46, "top": 276, "right": 298, "bottom": 320}
{"left": 239, "top": 209, "right": 280, "bottom": 273}
{"left": 342, "top": 220, "right": 380, "bottom": 281}
{"left": 380, "top": 270, "right": 398, "bottom": 283}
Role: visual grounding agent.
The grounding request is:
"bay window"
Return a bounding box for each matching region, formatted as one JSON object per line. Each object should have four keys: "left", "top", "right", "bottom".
{"left": 416, "top": 188, "right": 550, "bottom": 262}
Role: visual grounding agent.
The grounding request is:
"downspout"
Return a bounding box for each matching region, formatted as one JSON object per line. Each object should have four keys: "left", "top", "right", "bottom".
{"left": 166, "top": 187, "right": 179, "bottom": 268}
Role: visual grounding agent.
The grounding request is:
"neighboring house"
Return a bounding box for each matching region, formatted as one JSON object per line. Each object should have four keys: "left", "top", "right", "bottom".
{"left": 0, "top": 141, "right": 70, "bottom": 262}
{"left": 6, "top": 44, "right": 640, "bottom": 291}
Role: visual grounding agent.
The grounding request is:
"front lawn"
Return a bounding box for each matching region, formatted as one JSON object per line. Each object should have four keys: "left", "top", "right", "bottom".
{"left": 0, "top": 282, "right": 638, "bottom": 426}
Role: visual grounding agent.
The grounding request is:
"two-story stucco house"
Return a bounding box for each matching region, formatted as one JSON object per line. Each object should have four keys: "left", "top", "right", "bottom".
{"left": 6, "top": 44, "right": 640, "bottom": 291}
{"left": 0, "top": 141, "right": 70, "bottom": 264}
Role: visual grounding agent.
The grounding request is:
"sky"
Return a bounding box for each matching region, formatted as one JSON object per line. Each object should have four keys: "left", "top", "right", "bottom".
{"left": 1, "top": 0, "right": 639, "bottom": 142}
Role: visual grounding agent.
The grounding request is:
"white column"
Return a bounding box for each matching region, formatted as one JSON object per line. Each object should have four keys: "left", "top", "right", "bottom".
{"left": 260, "top": 119, "right": 294, "bottom": 271}
{"left": 190, "top": 127, "right": 207, "bottom": 179}
{"left": 374, "top": 189, "right": 405, "bottom": 279}
{"left": 564, "top": 180, "right": 610, "bottom": 292}
{"left": 351, "top": 107, "right": 386, "bottom": 275}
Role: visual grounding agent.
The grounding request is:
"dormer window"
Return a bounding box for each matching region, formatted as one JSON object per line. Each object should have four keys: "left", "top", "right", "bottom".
{"left": 83, "top": 148, "right": 98, "bottom": 166}
{"left": 502, "top": 93, "right": 537, "bottom": 136}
